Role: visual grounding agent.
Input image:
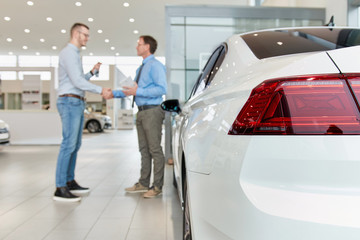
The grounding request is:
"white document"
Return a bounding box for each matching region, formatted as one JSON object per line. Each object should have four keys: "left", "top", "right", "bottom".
{"left": 118, "top": 76, "right": 135, "bottom": 90}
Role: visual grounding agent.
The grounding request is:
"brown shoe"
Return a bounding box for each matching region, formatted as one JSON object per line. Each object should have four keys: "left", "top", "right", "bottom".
{"left": 125, "top": 183, "right": 148, "bottom": 193}
{"left": 143, "top": 186, "right": 162, "bottom": 198}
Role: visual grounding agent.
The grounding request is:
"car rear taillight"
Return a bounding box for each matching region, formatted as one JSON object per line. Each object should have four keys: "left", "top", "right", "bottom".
{"left": 228, "top": 74, "right": 360, "bottom": 135}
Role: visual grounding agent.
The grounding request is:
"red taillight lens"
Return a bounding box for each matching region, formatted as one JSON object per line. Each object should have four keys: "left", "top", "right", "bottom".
{"left": 228, "top": 74, "right": 360, "bottom": 135}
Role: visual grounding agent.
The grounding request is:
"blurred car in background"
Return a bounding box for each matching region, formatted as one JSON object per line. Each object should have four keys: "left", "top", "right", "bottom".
{"left": 84, "top": 109, "right": 112, "bottom": 133}
{"left": 0, "top": 119, "right": 10, "bottom": 150}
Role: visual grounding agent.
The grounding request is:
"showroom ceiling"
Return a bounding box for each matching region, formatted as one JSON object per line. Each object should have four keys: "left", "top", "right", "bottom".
{"left": 0, "top": 0, "right": 248, "bottom": 57}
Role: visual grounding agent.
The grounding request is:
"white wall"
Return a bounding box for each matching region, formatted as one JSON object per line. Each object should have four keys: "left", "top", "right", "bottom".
{"left": 262, "top": 0, "right": 348, "bottom": 26}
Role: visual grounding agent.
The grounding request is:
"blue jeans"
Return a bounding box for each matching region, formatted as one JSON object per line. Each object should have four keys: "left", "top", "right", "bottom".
{"left": 56, "top": 96, "right": 85, "bottom": 187}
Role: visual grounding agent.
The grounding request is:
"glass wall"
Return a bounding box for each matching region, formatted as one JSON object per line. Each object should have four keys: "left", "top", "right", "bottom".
{"left": 166, "top": 6, "right": 325, "bottom": 102}
{"left": 7, "top": 93, "right": 22, "bottom": 110}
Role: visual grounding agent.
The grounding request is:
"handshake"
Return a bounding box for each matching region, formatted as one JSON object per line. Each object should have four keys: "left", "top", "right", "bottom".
{"left": 100, "top": 82, "right": 138, "bottom": 100}
{"left": 101, "top": 88, "right": 113, "bottom": 99}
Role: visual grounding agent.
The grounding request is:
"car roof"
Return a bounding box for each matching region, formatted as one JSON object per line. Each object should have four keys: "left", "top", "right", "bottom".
{"left": 238, "top": 27, "right": 360, "bottom": 59}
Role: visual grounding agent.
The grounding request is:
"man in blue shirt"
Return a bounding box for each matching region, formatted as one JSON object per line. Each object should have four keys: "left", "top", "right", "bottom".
{"left": 111, "top": 35, "right": 167, "bottom": 198}
{"left": 54, "top": 23, "right": 112, "bottom": 202}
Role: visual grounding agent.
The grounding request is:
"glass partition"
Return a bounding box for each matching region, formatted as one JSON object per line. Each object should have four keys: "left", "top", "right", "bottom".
{"left": 166, "top": 6, "right": 325, "bottom": 102}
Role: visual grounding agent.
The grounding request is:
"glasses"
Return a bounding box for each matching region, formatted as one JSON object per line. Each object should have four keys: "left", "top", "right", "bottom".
{"left": 78, "top": 31, "right": 90, "bottom": 38}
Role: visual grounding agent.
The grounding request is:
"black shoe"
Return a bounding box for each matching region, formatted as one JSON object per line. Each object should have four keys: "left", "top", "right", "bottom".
{"left": 67, "top": 180, "right": 90, "bottom": 193}
{"left": 53, "top": 186, "right": 81, "bottom": 202}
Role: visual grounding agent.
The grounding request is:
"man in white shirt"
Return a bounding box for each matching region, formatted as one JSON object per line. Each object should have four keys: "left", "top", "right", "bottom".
{"left": 54, "top": 23, "right": 111, "bottom": 202}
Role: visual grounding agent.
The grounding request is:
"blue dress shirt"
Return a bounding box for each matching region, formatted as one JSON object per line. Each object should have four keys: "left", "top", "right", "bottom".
{"left": 113, "top": 55, "right": 167, "bottom": 106}
{"left": 57, "top": 43, "right": 102, "bottom": 97}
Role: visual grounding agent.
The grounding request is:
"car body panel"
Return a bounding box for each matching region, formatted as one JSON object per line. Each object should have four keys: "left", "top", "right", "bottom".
{"left": 326, "top": 45, "right": 360, "bottom": 73}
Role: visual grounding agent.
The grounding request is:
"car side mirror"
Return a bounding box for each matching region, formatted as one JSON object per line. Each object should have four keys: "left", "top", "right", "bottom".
{"left": 161, "top": 99, "right": 181, "bottom": 114}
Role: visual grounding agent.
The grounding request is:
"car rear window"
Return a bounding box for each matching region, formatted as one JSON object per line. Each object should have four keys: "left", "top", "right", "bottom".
{"left": 241, "top": 28, "right": 360, "bottom": 59}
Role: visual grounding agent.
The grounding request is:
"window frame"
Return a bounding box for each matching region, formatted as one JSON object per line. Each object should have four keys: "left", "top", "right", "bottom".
{"left": 189, "top": 43, "right": 227, "bottom": 99}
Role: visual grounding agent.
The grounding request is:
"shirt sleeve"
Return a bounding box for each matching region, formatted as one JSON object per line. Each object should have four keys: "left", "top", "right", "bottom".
{"left": 62, "top": 50, "right": 102, "bottom": 94}
{"left": 112, "top": 90, "right": 126, "bottom": 98}
{"left": 136, "top": 62, "right": 167, "bottom": 97}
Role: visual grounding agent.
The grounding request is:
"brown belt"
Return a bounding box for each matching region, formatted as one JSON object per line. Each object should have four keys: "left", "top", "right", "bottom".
{"left": 59, "top": 94, "right": 86, "bottom": 101}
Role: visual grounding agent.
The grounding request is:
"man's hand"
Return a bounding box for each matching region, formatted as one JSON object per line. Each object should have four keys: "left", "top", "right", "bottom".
{"left": 123, "top": 82, "right": 138, "bottom": 96}
{"left": 101, "top": 88, "right": 113, "bottom": 99}
{"left": 91, "top": 62, "right": 102, "bottom": 75}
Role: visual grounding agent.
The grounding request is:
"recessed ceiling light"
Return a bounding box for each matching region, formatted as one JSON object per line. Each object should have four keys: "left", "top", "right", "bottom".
{"left": 61, "top": 29, "right": 67, "bottom": 33}
{"left": 133, "top": 30, "right": 139, "bottom": 34}
{"left": 88, "top": 18, "right": 94, "bottom": 22}
{"left": 52, "top": 46, "right": 57, "bottom": 50}
{"left": 24, "top": 29, "right": 30, "bottom": 33}
{"left": 4, "top": 17, "right": 11, "bottom": 21}
{"left": 36, "top": 52, "right": 40, "bottom": 56}
{"left": 115, "top": 53, "right": 120, "bottom": 56}
{"left": 8, "top": 52, "right": 13, "bottom": 55}
{"left": 40, "top": 38, "right": 45, "bottom": 42}
{"left": 75, "top": 2, "right": 82, "bottom": 6}
{"left": 6, "top": 38, "right": 12, "bottom": 42}
{"left": 89, "top": 52, "right": 93, "bottom": 56}
{"left": 105, "top": 39, "right": 109, "bottom": 43}
{"left": 129, "top": 18, "right": 135, "bottom": 23}
{"left": 97, "top": 29, "right": 103, "bottom": 34}
{"left": 27, "top": 1, "right": 34, "bottom": 6}
{"left": 23, "top": 46, "right": 28, "bottom": 50}
{"left": 46, "top": 17, "right": 53, "bottom": 22}
{"left": 81, "top": 46, "right": 86, "bottom": 50}
{"left": 123, "top": 2, "right": 130, "bottom": 7}
{"left": 111, "top": 47, "right": 115, "bottom": 50}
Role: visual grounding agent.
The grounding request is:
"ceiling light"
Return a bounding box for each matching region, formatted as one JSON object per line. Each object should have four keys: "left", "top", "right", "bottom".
{"left": 129, "top": 18, "right": 135, "bottom": 23}
{"left": 46, "top": 17, "right": 53, "bottom": 22}
{"left": 61, "top": 29, "right": 66, "bottom": 33}
{"left": 75, "top": 2, "right": 82, "bottom": 6}
{"left": 8, "top": 52, "right": 13, "bottom": 55}
{"left": 88, "top": 18, "right": 94, "bottom": 22}
{"left": 89, "top": 52, "right": 93, "bottom": 56}
{"left": 97, "top": 29, "right": 103, "bottom": 34}
{"left": 24, "top": 29, "right": 30, "bottom": 33}
{"left": 116, "top": 53, "right": 120, "bottom": 56}
{"left": 23, "top": 46, "right": 28, "bottom": 50}
{"left": 81, "top": 46, "right": 86, "bottom": 50}
{"left": 36, "top": 52, "right": 40, "bottom": 56}
{"left": 123, "top": 2, "right": 130, "bottom": 7}
{"left": 40, "top": 38, "right": 45, "bottom": 42}
{"left": 52, "top": 46, "right": 57, "bottom": 50}
{"left": 111, "top": 47, "right": 115, "bottom": 50}
{"left": 6, "top": 38, "right": 12, "bottom": 42}
{"left": 4, "top": 17, "right": 11, "bottom": 21}
{"left": 105, "top": 39, "right": 109, "bottom": 43}
{"left": 27, "top": 1, "right": 34, "bottom": 6}
{"left": 133, "top": 30, "right": 139, "bottom": 34}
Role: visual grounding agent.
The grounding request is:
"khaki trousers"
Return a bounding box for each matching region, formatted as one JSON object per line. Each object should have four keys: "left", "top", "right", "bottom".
{"left": 136, "top": 106, "right": 165, "bottom": 189}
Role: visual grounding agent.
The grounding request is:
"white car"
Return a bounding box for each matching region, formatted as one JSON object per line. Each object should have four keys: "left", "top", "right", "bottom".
{"left": 84, "top": 110, "right": 112, "bottom": 133}
{"left": 161, "top": 27, "right": 360, "bottom": 240}
{"left": 0, "top": 119, "right": 10, "bottom": 150}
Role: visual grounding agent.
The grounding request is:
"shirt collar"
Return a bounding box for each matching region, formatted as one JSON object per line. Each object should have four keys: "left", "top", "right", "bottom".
{"left": 68, "top": 43, "right": 80, "bottom": 53}
{"left": 142, "top": 54, "right": 154, "bottom": 65}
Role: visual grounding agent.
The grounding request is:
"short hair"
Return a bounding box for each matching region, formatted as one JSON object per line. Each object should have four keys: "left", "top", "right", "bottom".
{"left": 70, "top": 23, "right": 89, "bottom": 37}
{"left": 140, "top": 35, "right": 157, "bottom": 54}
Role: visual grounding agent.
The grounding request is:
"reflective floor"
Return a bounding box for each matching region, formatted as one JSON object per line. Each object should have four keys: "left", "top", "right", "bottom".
{"left": 0, "top": 129, "right": 182, "bottom": 240}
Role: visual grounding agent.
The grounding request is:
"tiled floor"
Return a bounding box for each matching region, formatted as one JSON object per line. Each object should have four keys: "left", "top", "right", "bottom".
{"left": 0, "top": 129, "right": 182, "bottom": 240}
